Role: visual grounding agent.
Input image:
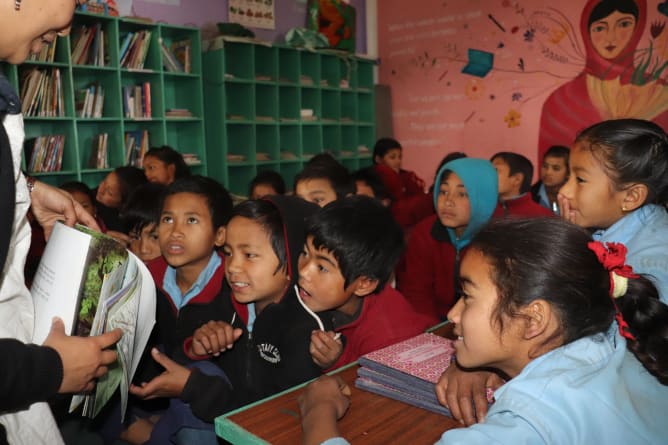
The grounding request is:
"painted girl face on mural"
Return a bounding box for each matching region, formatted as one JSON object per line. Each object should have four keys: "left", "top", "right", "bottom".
{"left": 589, "top": 10, "right": 637, "bottom": 60}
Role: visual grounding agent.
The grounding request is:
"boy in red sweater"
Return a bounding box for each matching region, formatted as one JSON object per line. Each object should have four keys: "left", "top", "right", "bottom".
{"left": 296, "top": 196, "right": 434, "bottom": 370}
{"left": 490, "top": 152, "right": 554, "bottom": 218}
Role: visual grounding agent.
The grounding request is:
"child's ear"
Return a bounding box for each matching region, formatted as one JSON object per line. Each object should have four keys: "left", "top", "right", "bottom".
{"left": 621, "top": 183, "right": 649, "bottom": 212}
{"left": 214, "top": 226, "right": 226, "bottom": 247}
{"left": 519, "top": 299, "right": 553, "bottom": 340}
{"left": 352, "top": 276, "right": 379, "bottom": 297}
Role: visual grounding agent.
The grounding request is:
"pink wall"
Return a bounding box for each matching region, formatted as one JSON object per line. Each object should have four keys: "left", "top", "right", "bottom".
{"left": 132, "top": 0, "right": 367, "bottom": 53}
{"left": 378, "top": 0, "right": 668, "bottom": 182}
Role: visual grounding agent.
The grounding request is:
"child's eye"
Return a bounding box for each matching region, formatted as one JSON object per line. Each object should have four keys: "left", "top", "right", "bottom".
{"left": 576, "top": 176, "right": 586, "bottom": 184}
{"left": 129, "top": 233, "right": 141, "bottom": 241}
{"left": 161, "top": 215, "right": 173, "bottom": 224}
{"left": 245, "top": 253, "right": 258, "bottom": 259}
{"left": 458, "top": 191, "right": 468, "bottom": 198}
{"left": 149, "top": 232, "right": 159, "bottom": 240}
{"left": 187, "top": 217, "right": 199, "bottom": 224}
{"left": 222, "top": 248, "right": 232, "bottom": 257}
{"left": 439, "top": 189, "right": 449, "bottom": 197}
{"left": 318, "top": 264, "right": 328, "bottom": 273}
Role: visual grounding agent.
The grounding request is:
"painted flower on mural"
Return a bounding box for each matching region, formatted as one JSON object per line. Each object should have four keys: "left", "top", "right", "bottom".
{"left": 523, "top": 28, "right": 535, "bottom": 42}
{"left": 511, "top": 92, "right": 522, "bottom": 101}
{"left": 465, "top": 79, "right": 485, "bottom": 99}
{"left": 549, "top": 27, "right": 567, "bottom": 44}
{"left": 651, "top": 21, "right": 666, "bottom": 39}
{"left": 504, "top": 109, "right": 521, "bottom": 128}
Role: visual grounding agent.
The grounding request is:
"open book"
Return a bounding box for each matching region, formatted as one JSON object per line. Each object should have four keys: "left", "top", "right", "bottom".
{"left": 31, "top": 222, "right": 156, "bottom": 419}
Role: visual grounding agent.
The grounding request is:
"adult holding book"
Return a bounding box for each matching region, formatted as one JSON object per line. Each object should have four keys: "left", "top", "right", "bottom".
{"left": 0, "top": 1, "right": 122, "bottom": 444}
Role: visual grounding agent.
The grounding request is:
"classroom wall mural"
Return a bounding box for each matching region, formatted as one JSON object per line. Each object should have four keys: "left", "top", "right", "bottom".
{"left": 378, "top": 0, "right": 668, "bottom": 183}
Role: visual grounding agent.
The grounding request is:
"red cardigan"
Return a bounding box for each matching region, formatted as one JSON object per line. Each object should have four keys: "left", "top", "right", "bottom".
{"left": 493, "top": 193, "right": 555, "bottom": 219}
{"left": 329, "top": 285, "right": 434, "bottom": 370}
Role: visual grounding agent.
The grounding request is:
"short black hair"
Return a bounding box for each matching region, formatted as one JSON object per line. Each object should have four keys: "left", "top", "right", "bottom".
{"left": 249, "top": 170, "right": 286, "bottom": 197}
{"left": 144, "top": 145, "right": 191, "bottom": 180}
{"left": 59, "top": 181, "right": 94, "bottom": 201}
{"left": 114, "top": 166, "right": 148, "bottom": 204}
{"left": 162, "top": 175, "right": 233, "bottom": 229}
{"left": 120, "top": 183, "right": 167, "bottom": 234}
{"left": 305, "top": 196, "right": 404, "bottom": 291}
{"left": 491, "top": 152, "right": 534, "bottom": 194}
{"left": 294, "top": 159, "right": 355, "bottom": 199}
{"left": 373, "top": 137, "right": 402, "bottom": 163}
{"left": 351, "top": 167, "right": 390, "bottom": 201}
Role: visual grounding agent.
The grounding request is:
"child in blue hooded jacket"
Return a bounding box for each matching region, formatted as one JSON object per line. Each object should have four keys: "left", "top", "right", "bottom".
{"left": 396, "top": 158, "right": 498, "bottom": 323}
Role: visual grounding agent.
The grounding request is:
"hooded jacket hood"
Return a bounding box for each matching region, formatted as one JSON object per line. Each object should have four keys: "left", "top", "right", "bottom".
{"left": 581, "top": 0, "right": 646, "bottom": 82}
{"left": 432, "top": 158, "right": 498, "bottom": 251}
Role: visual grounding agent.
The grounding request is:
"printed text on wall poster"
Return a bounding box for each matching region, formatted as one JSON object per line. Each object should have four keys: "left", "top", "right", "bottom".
{"left": 229, "top": 0, "right": 275, "bottom": 30}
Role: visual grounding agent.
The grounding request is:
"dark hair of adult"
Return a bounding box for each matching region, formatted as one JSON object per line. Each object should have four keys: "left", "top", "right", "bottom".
{"left": 470, "top": 217, "right": 668, "bottom": 384}
{"left": 351, "top": 167, "right": 390, "bottom": 201}
{"left": 294, "top": 161, "right": 355, "bottom": 199}
{"left": 249, "top": 170, "right": 286, "bottom": 197}
{"left": 144, "top": 145, "right": 191, "bottom": 180}
{"left": 372, "top": 137, "right": 402, "bottom": 163}
{"left": 491, "top": 152, "right": 534, "bottom": 194}
{"left": 305, "top": 195, "right": 404, "bottom": 291}
{"left": 59, "top": 181, "right": 94, "bottom": 201}
{"left": 114, "top": 166, "right": 148, "bottom": 204}
{"left": 120, "top": 182, "right": 167, "bottom": 234}
{"left": 588, "top": 0, "right": 639, "bottom": 26}
{"left": 575, "top": 118, "right": 668, "bottom": 206}
{"left": 162, "top": 175, "right": 233, "bottom": 229}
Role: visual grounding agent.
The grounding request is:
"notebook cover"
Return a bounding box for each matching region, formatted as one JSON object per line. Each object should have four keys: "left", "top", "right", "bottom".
{"left": 354, "top": 377, "right": 452, "bottom": 417}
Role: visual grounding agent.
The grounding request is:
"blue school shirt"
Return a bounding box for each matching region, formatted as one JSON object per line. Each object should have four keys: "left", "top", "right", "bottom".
{"left": 593, "top": 204, "right": 668, "bottom": 303}
{"left": 163, "top": 253, "right": 221, "bottom": 310}
{"left": 320, "top": 328, "right": 668, "bottom": 445}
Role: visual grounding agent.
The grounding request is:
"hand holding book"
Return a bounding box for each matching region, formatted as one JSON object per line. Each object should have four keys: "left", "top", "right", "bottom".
{"left": 43, "top": 317, "right": 122, "bottom": 394}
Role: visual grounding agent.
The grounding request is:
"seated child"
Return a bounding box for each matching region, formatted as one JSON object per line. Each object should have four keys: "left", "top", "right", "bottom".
{"left": 396, "top": 158, "right": 498, "bottom": 323}
{"left": 490, "top": 151, "right": 554, "bottom": 218}
{"left": 300, "top": 217, "right": 668, "bottom": 444}
{"left": 294, "top": 156, "right": 354, "bottom": 207}
{"left": 297, "top": 195, "right": 434, "bottom": 370}
{"left": 142, "top": 145, "right": 191, "bottom": 186}
{"left": 119, "top": 182, "right": 167, "bottom": 263}
{"left": 248, "top": 169, "right": 286, "bottom": 199}
{"left": 351, "top": 167, "right": 390, "bottom": 206}
{"left": 130, "top": 195, "right": 328, "bottom": 436}
{"left": 530, "top": 145, "right": 569, "bottom": 214}
{"left": 95, "top": 166, "right": 147, "bottom": 232}
{"left": 124, "top": 175, "right": 232, "bottom": 444}
{"left": 372, "top": 137, "right": 432, "bottom": 229}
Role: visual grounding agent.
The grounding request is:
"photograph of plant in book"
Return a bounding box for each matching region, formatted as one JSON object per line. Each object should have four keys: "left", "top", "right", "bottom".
{"left": 75, "top": 229, "right": 128, "bottom": 336}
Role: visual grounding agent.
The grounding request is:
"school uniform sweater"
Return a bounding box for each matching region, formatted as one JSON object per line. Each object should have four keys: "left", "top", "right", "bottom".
{"left": 180, "top": 196, "right": 327, "bottom": 421}
{"left": 323, "top": 285, "right": 434, "bottom": 370}
{"left": 492, "top": 193, "right": 555, "bottom": 219}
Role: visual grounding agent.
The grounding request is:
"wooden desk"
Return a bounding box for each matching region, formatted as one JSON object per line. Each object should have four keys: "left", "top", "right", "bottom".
{"left": 215, "top": 323, "right": 461, "bottom": 444}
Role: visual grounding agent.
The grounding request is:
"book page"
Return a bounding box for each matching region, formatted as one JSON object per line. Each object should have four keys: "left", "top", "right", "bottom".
{"left": 31, "top": 222, "right": 91, "bottom": 344}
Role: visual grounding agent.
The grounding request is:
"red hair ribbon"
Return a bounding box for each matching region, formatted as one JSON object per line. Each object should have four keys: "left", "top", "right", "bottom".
{"left": 587, "top": 241, "right": 639, "bottom": 341}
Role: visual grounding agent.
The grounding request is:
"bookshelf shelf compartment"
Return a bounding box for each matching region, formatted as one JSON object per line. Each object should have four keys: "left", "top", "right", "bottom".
{"left": 1, "top": 12, "right": 207, "bottom": 188}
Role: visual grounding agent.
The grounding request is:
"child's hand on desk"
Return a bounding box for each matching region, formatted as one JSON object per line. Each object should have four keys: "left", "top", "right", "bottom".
{"left": 129, "top": 348, "right": 191, "bottom": 399}
{"left": 191, "top": 320, "right": 243, "bottom": 357}
{"left": 435, "top": 365, "right": 504, "bottom": 426}
{"left": 310, "top": 330, "right": 343, "bottom": 368}
{"left": 299, "top": 376, "right": 351, "bottom": 445}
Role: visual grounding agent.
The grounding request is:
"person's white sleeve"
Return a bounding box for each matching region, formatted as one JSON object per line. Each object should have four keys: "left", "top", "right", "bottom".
{"left": 436, "top": 411, "right": 544, "bottom": 445}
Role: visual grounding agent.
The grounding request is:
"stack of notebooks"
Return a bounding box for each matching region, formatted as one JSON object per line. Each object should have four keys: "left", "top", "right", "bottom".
{"left": 355, "top": 332, "right": 456, "bottom": 416}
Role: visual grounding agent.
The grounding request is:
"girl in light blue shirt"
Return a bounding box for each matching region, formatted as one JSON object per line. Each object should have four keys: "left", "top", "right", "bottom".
{"left": 300, "top": 217, "right": 668, "bottom": 445}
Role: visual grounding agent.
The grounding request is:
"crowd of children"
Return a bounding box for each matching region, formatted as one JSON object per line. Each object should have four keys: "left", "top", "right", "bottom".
{"left": 18, "top": 118, "right": 668, "bottom": 445}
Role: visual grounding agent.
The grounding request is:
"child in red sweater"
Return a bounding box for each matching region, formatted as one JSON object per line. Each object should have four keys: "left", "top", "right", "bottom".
{"left": 296, "top": 196, "right": 434, "bottom": 370}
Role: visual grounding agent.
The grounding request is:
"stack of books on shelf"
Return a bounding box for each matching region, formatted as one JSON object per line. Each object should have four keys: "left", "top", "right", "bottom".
{"left": 122, "top": 83, "right": 151, "bottom": 119}
{"left": 28, "top": 40, "right": 57, "bottom": 63}
{"left": 124, "top": 129, "right": 149, "bottom": 167}
{"left": 159, "top": 38, "right": 189, "bottom": 73}
{"left": 19, "top": 68, "right": 65, "bottom": 117}
{"left": 87, "top": 133, "right": 109, "bottom": 169}
{"left": 70, "top": 24, "right": 106, "bottom": 66}
{"left": 171, "top": 39, "right": 191, "bottom": 73}
{"left": 75, "top": 83, "right": 105, "bottom": 118}
{"left": 25, "top": 135, "right": 65, "bottom": 173}
{"left": 182, "top": 153, "right": 201, "bottom": 166}
{"left": 355, "top": 332, "right": 456, "bottom": 416}
{"left": 165, "top": 108, "right": 192, "bottom": 118}
{"left": 120, "top": 30, "right": 151, "bottom": 69}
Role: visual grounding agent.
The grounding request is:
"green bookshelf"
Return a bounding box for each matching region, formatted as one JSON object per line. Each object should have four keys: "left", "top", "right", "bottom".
{"left": 1, "top": 11, "right": 206, "bottom": 189}
{"left": 203, "top": 40, "right": 375, "bottom": 196}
